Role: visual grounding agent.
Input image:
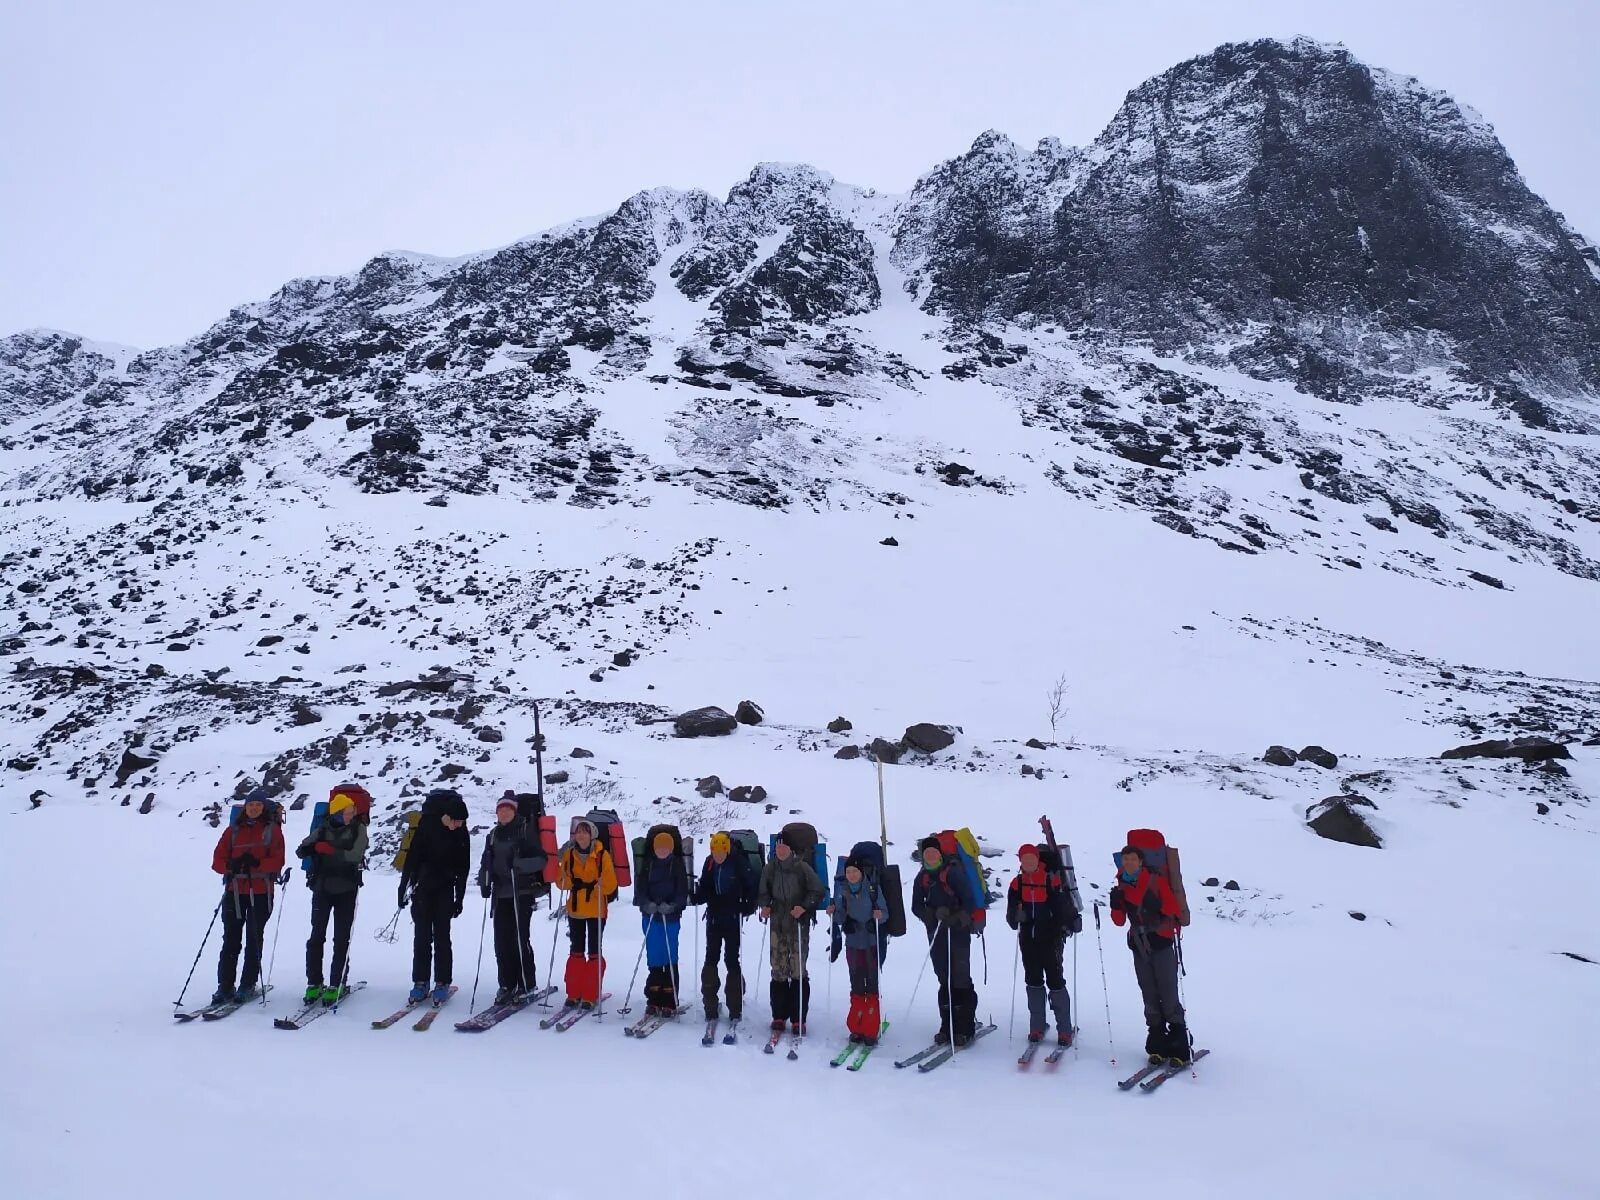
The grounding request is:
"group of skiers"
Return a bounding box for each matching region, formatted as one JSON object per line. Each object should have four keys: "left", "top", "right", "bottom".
{"left": 203, "top": 786, "right": 1193, "bottom": 1068}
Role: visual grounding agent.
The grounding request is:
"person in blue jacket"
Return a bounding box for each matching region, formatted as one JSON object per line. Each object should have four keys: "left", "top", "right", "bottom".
{"left": 638, "top": 830, "right": 689, "bottom": 1016}
{"left": 694, "top": 832, "right": 756, "bottom": 1022}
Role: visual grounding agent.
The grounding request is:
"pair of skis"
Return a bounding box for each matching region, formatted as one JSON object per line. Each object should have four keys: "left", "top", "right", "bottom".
{"left": 1118, "top": 1047, "right": 1211, "bottom": 1092}
{"left": 370, "top": 986, "right": 459, "bottom": 1031}
{"left": 893, "top": 1023, "right": 998, "bottom": 1072}
{"left": 829, "top": 1021, "right": 891, "bottom": 1071}
{"left": 172, "top": 985, "right": 274, "bottom": 1022}
{"left": 273, "top": 982, "right": 368, "bottom": 1030}
{"left": 701, "top": 1017, "right": 741, "bottom": 1046}
{"left": 1016, "top": 1040, "right": 1071, "bottom": 1068}
{"left": 535, "top": 992, "right": 611, "bottom": 1032}
{"left": 455, "top": 985, "right": 559, "bottom": 1032}
{"left": 625, "top": 1005, "right": 689, "bottom": 1039}
{"left": 763, "top": 1025, "right": 806, "bottom": 1060}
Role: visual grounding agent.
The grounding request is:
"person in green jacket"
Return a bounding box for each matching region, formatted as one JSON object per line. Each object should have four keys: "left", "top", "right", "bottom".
{"left": 296, "top": 791, "right": 368, "bottom": 1005}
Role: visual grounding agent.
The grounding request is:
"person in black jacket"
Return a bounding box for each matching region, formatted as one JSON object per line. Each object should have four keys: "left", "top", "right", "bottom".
{"left": 910, "top": 837, "right": 982, "bottom": 1046}
{"left": 476, "top": 794, "right": 548, "bottom": 1005}
{"left": 1006, "top": 843, "right": 1075, "bottom": 1045}
{"left": 638, "top": 831, "right": 690, "bottom": 1015}
{"left": 399, "top": 788, "right": 471, "bottom": 1004}
{"left": 693, "top": 832, "right": 756, "bottom": 1022}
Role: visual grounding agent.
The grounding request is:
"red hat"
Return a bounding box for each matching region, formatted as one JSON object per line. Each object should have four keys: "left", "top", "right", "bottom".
{"left": 1017, "top": 843, "right": 1039, "bottom": 859}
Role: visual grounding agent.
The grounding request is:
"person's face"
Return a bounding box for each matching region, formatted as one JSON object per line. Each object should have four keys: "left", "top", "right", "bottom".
{"left": 774, "top": 841, "right": 792, "bottom": 861}
{"left": 1120, "top": 851, "right": 1143, "bottom": 876}
{"left": 845, "top": 865, "right": 863, "bottom": 885}
{"left": 1020, "top": 852, "right": 1040, "bottom": 874}
{"left": 497, "top": 807, "right": 515, "bottom": 826}
{"left": 711, "top": 848, "right": 728, "bottom": 865}
{"left": 440, "top": 814, "right": 463, "bottom": 832}
{"left": 243, "top": 800, "right": 264, "bottom": 820}
{"left": 575, "top": 825, "right": 594, "bottom": 848}
{"left": 334, "top": 807, "right": 351, "bottom": 825}
{"left": 654, "top": 843, "right": 671, "bottom": 860}
{"left": 921, "top": 847, "right": 942, "bottom": 870}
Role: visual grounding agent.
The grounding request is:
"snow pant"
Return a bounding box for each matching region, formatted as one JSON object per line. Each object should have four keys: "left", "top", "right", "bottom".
{"left": 568, "top": 916, "right": 604, "bottom": 956}
{"left": 410, "top": 886, "right": 455, "bottom": 986}
{"left": 768, "top": 977, "right": 812, "bottom": 1025}
{"left": 564, "top": 917, "right": 606, "bottom": 1002}
{"left": 845, "top": 945, "right": 882, "bottom": 1039}
{"left": 1019, "top": 926, "right": 1066, "bottom": 989}
{"left": 306, "top": 891, "right": 356, "bottom": 988}
{"left": 928, "top": 922, "right": 977, "bottom": 1040}
{"left": 492, "top": 894, "right": 536, "bottom": 991}
{"left": 701, "top": 923, "right": 743, "bottom": 1019}
{"left": 218, "top": 891, "right": 272, "bottom": 991}
{"left": 1131, "top": 934, "right": 1185, "bottom": 1054}
{"left": 643, "top": 915, "right": 681, "bottom": 1010}
{"left": 769, "top": 921, "right": 810, "bottom": 982}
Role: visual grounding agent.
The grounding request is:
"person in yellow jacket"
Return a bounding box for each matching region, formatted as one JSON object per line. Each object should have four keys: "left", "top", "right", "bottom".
{"left": 557, "top": 819, "right": 617, "bottom": 1006}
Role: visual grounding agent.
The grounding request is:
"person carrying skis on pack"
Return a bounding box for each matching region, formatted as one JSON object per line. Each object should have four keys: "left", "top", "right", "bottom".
{"left": 831, "top": 854, "right": 887, "bottom": 1046}
{"left": 1007, "top": 843, "right": 1074, "bottom": 1046}
{"left": 297, "top": 790, "right": 368, "bottom": 1006}
{"left": 756, "top": 831, "right": 825, "bottom": 1035}
{"left": 1109, "top": 843, "right": 1189, "bottom": 1065}
{"left": 637, "top": 830, "right": 690, "bottom": 1016}
{"left": 911, "top": 837, "right": 982, "bottom": 1046}
{"left": 477, "top": 794, "right": 545, "bottom": 1005}
{"left": 209, "top": 787, "right": 287, "bottom": 1005}
{"left": 399, "top": 788, "right": 470, "bottom": 1004}
{"left": 694, "top": 832, "right": 755, "bottom": 1023}
{"left": 558, "top": 818, "right": 617, "bottom": 1008}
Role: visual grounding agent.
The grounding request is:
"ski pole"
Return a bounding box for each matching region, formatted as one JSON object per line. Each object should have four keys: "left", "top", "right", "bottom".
{"left": 945, "top": 919, "right": 955, "bottom": 1053}
{"left": 262, "top": 869, "right": 292, "bottom": 1004}
{"left": 1008, "top": 929, "right": 1020, "bottom": 1042}
{"left": 1093, "top": 899, "right": 1116, "bottom": 1065}
{"left": 541, "top": 906, "right": 565, "bottom": 1007}
{"left": 752, "top": 918, "right": 768, "bottom": 1006}
{"left": 468, "top": 891, "right": 489, "bottom": 1014}
{"left": 595, "top": 904, "right": 607, "bottom": 1022}
{"left": 1072, "top": 926, "right": 1080, "bottom": 1058}
{"left": 512, "top": 877, "right": 530, "bottom": 997}
{"left": 618, "top": 913, "right": 653, "bottom": 1016}
{"left": 980, "top": 928, "right": 988, "bottom": 985}
{"left": 373, "top": 906, "right": 402, "bottom": 945}
{"left": 332, "top": 893, "right": 357, "bottom": 1011}
{"left": 900, "top": 919, "right": 940, "bottom": 1029}
{"left": 174, "top": 892, "right": 226, "bottom": 1010}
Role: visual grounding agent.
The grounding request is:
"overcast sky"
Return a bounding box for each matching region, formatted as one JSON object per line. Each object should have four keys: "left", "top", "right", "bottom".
{"left": 3, "top": 0, "right": 1596, "bottom": 349}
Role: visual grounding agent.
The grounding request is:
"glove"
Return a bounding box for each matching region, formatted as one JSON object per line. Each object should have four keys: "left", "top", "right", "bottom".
{"left": 226, "top": 856, "right": 247, "bottom": 874}
{"left": 1007, "top": 915, "right": 1019, "bottom": 931}
{"left": 453, "top": 899, "right": 464, "bottom": 918}
{"left": 238, "top": 853, "right": 259, "bottom": 871}
{"left": 972, "top": 910, "right": 986, "bottom": 929}
{"left": 933, "top": 906, "right": 952, "bottom": 922}
{"left": 313, "top": 841, "right": 335, "bottom": 856}
{"left": 1140, "top": 888, "right": 1163, "bottom": 914}
{"left": 1108, "top": 886, "right": 1127, "bottom": 911}
{"left": 640, "top": 902, "right": 658, "bottom": 915}
{"left": 479, "top": 880, "right": 492, "bottom": 899}
{"left": 397, "top": 883, "right": 409, "bottom": 910}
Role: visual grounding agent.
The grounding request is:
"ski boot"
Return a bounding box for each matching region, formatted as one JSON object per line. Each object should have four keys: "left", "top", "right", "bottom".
{"left": 1027, "top": 1029, "right": 1045, "bottom": 1043}
{"left": 790, "top": 1020, "right": 806, "bottom": 1036}
{"left": 1146, "top": 1024, "right": 1168, "bottom": 1065}
{"left": 408, "top": 983, "right": 429, "bottom": 1003}
{"left": 431, "top": 984, "right": 452, "bottom": 1005}
{"left": 303, "top": 983, "right": 322, "bottom": 1004}
{"left": 1166, "top": 1023, "right": 1193, "bottom": 1067}
{"left": 234, "top": 983, "right": 260, "bottom": 1004}
{"left": 210, "top": 985, "right": 235, "bottom": 1006}
{"left": 933, "top": 1027, "right": 951, "bottom": 1046}
{"left": 849, "top": 1032, "right": 864, "bottom": 1044}
{"left": 493, "top": 986, "right": 515, "bottom": 1006}
{"left": 320, "top": 985, "right": 350, "bottom": 1007}
{"left": 1057, "top": 1027, "right": 1074, "bottom": 1048}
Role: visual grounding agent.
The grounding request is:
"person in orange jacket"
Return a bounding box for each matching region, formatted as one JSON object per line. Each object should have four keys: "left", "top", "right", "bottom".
{"left": 557, "top": 819, "right": 617, "bottom": 1006}
{"left": 209, "top": 788, "right": 287, "bottom": 1005}
{"left": 1109, "top": 844, "right": 1187, "bottom": 1065}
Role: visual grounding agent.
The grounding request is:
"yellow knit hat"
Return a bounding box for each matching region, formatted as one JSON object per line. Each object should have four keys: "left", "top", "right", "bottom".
{"left": 328, "top": 793, "right": 355, "bottom": 817}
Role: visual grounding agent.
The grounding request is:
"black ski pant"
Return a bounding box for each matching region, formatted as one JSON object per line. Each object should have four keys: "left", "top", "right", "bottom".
{"left": 568, "top": 916, "right": 604, "bottom": 957}
{"left": 410, "top": 885, "right": 456, "bottom": 986}
{"left": 927, "top": 922, "right": 977, "bottom": 1039}
{"left": 1131, "top": 935, "right": 1184, "bottom": 1030}
{"left": 306, "top": 891, "right": 356, "bottom": 988}
{"left": 845, "top": 946, "right": 879, "bottom": 995}
{"left": 218, "top": 891, "right": 272, "bottom": 991}
{"left": 701, "top": 922, "right": 743, "bottom": 1019}
{"left": 493, "top": 895, "right": 537, "bottom": 991}
{"left": 1019, "top": 926, "right": 1066, "bottom": 989}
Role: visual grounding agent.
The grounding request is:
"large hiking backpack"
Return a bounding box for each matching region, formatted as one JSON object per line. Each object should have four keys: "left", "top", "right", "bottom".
{"left": 632, "top": 823, "right": 694, "bottom": 909}
{"left": 1034, "top": 845, "right": 1083, "bottom": 934}
{"left": 1122, "top": 828, "right": 1191, "bottom": 927}
{"left": 833, "top": 840, "right": 907, "bottom": 939}
{"left": 924, "top": 827, "right": 993, "bottom": 911}
{"left": 721, "top": 829, "right": 764, "bottom": 916}
{"left": 768, "top": 821, "right": 830, "bottom": 908}
{"left": 576, "top": 808, "right": 631, "bottom": 897}
{"left": 513, "top": 792, "right": 560, "bottom": 888}
{"left": 394, "top": 788, "right": 467, "bottom": 873}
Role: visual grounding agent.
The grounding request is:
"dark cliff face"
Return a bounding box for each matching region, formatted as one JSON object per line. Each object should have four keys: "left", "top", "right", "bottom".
{"left": 900, "top": 38, "right": 1600, "bottom": 394}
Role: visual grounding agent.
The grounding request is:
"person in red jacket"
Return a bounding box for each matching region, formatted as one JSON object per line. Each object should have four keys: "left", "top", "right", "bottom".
{"left": 1109, "top": 844, "right": 1188, "bottom": 1065}
{"left": 209, "top": 788, "right": 287, "bottom": 1005}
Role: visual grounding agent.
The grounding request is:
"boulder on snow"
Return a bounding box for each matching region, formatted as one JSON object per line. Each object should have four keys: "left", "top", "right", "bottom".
{"left": 867, "top": 737, "right": 903, "bottom": 765}
{"left": 1440, "top": 736, "right": 1570, "bottom": 762}
{"left": 290, "top": 704, "right": 323, "bottom": 727}
{"left": 826, "top": 716, "right": 853, "bottom": 734}
{"left": 115, "top": 747, "right": 159, "bottom": 786}
{"left": 834, "top": 745, "right": 862, "bottom": 760}
{"left": 1262, "top": 745, "right": 1299, "bottom": 767}
{"left": 729, "top": 784, "right": 768, "bottom": 805}
{"left": 673, "top": 706, "right": 739, "bottom": 738}
{"left": 1306, "top": 797, "right": 1383, "bottom": 849}
{"left": 1298, "top": 745, "right": 1338, "bottom": 769}
{"left": 903, "top": 723, "right": 956, "bottom": 754}
{"left": 695, "top": 775, "right": 724, "bottom": 798}
{"left": 571, "top": 747, "right": 595, "bottom": 759}
{"left": 543, "top": 770, "right": 570, "bottom": 785}
{"left": 735, "top": 700, "right": 765, "bottom": 725}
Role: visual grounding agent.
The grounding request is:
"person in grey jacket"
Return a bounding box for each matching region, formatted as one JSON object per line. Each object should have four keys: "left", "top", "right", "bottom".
{"left": 830, "top": 856, "right": 887, "bottom": 1045}
{"left": 756, "top": 832, "right": 826, "bottom": 1033}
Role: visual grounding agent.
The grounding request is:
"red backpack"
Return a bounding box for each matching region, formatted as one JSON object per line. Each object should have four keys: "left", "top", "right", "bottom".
{"left": 1125, "top": 828, "right": 1190, "bottom": 927}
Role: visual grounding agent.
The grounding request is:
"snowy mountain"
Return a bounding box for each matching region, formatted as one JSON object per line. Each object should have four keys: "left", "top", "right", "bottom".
{"left": 1, "top": 36, "right": 1595, "bottom": 1200}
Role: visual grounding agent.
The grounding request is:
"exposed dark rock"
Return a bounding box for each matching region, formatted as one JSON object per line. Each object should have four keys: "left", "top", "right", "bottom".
{"left": 1348, "top": 911, "right": 1367, "bottom": 921}
{"left": 571, "top": 747, "right": 595, "bottom": 759}
{"left": 477, "top": 727, "right": 503, "bottom": 743}
{"left": 543, "top": 770, "right": 569, "bottom": 785}
{"left": 695, "top": 775, "right": 724, "bottom": 798}
{"left": 826, "top": 716, "right": 853, "bottom": 734}
{"left": 1440, "top": 737, "right": 1570, "bottom": 762}
{"left": 1306, "top": 797, "right": 1383, "bottom": 849}
{"left": 729, "top": 784, "right": 768, "bottom": 804}
{"left": 903, "top": 723, "right": 956, "bottom": 753}
{"left": 834, "top": 745, "right": 862, "bottom": 760}
{"left": 867, "top": 737, "right": 903, "bottom": 764}
{"left": 1025, "top": 737, "right": 1047, "bottom": 750}
{"left": 257, "top": 635, "right": 283, "bottom": 647}
{"left": 612, "top": 650, "right": 634, "bottom": 667}
{"left": 290, "top": 704, "right": 322, "bottom": 727}
{"left": 1223, "top": 880, "right": 1240, "bottom": 891}
{"left": 116, "top": 747, "right": 159, "bottom": 786}
{"left": 735, "top": 699, "right": 765, "bottom": 725}
{"left": 1262, "top": 745, "right": 1298, "bottom": 767}
{"left": 880, "top": 537, "right": 898, "bottom": 547}
{"left": 674, "top": 706, "right": 739, "bottom": 738}
{"left": 1201, "top": 877, "right": 1220, "bottom": 887}
{"left": 1298, "top": 745, "right": 1338, "bottom": 769}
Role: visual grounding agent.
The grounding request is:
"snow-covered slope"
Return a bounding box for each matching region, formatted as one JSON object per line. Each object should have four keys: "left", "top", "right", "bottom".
{"left": 1, "top": 35, "right": 1596, "bottom": 1200}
